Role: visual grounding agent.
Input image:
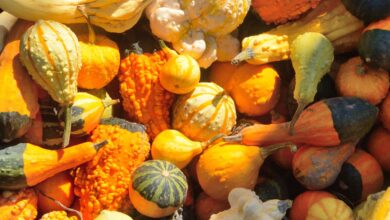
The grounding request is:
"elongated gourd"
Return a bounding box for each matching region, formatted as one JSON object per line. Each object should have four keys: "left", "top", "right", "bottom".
{"left": 289, "top": 32, "right": 334, "bottom": 134}
{"left": 223, "top": 97, "right": 378, "bottom": 147}
{"left": 0, "top": 141, "right": 106, "bottom": 190}
{"left": 19, "top": 20, "right": 82, "bottom": 147}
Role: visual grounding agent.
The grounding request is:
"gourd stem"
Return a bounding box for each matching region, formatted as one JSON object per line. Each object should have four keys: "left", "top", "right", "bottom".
{"left": 77, "top": 5, "right": 95, "bottom": 44}
{"left": 62, "top": 105, "right": 72, "bottom": 147}
{"left": 223, "top": 133, "right": 242, "bottom": 143}
{"left": 231, "top": 49, "right": 253, "bottom": 65}
{"left": 260, "top": 142, "right": 297, "bottom": 158}
{"left": 93, "top": 140, "right": 108, "bottom": 151}
{"left": 289, "top": 101, "right": 308, "bottom": 135}
{"left": 201, "top": 133, "right": 225, "bottom": 149}
{"left": 102, "top": 99, "right": 120, "bottom": 109}
{"left": 158, "top": 40, "right": 178, "bottom": 57}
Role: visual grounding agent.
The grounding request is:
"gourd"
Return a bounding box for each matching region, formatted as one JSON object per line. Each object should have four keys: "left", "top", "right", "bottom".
{"left": 0, "top": 0, "right": 153, "bottom": 33}
{"left": 341, "top": 0, "right": 390, "bottom": 24}
{"left": 19, "top": 20, "right": 82, "bottom": 147}
{"left": 289, "top": 32, "right": 334, "bottom": 134}
{"left": 209, "top": 62, "right": 238, "bottom": 92}
{"left": 119, "top": 45, "right": 174, "bottom": 139}
{"left": 359, "top": 17, "right": 390, "bottom": 72}
{"left": 159, "top": 41, "right": 201, "bottom": 94}
{"left": 335, "top": 57, "right": 389, "bottom": 105}
{"left": 35, "top": 171, "right": 74, "bottom": 213}
{"left": 196, "top": 142, "right": 296, "bottom": 201}
{"left": 289, "top": 191, "right": 336, "bottom": 220}
{"left": 172, "top": 82, "right": 237, "bottom": 142}
{"left": 151, "top": 129, "right": 223, "bottom": 169}
{"left": 354, "top": 187, "right": 390, "bottom": 220}
{"left": 0, "top": 20, "right": 39, "bottom": 143}
{"left": 306, "top": 198, "right": 354, "bottom": 220}
{"left": 95, "top": 210, "right": 133, "bottom": 220}
{"left": 73, "top": 118, "right": 150, "bottom": 220}
{"left": 292, "top": 142, "right": 356, "bottom": 190}
{"left": 252, "top": 0, "right": 322, "bottom": 24}
{"left": 329, "top": 149, "right": 384, "bottom": 205}
{"left": 255, "top": 176, "right": 289, "bottom": 201}
{"left": 129, "top": 160, "right": 188, "bottom": 218}
{"left": 0, "top": 141, "right": 106, "bottom": 190}
{"left": 223, "top": 97, "right": 378, "bottom": 147}
{"left": 367, "top": 126, "right": 390, "bottom": 172}
{"left": 145, "top": 0, "right": 250, "bottom": 68}
{"left": 232, "top": 0, "right": 363, "bottom": 65}
{"left": 210, "top": 188, "right": 292, "bottom": 220}
{"left": 40, "top": 211, "right": 78, "bottom": 220}
{"left": 228, "top": 63, "right": 281, "bottom": 116}
{"left": 381, "top": 92, "right": 390, "bottom": 130}
{"left": 0, "top": 11, "right": 17, "bottom": 52}
{"left": 195, "top": 193, "right": 230, "bottom": 220}
{"left": 0, "top": 188, "right": 38, "bottom": 220}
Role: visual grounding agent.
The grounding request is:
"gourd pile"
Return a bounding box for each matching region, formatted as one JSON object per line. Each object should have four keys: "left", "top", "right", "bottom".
{"left": 1, "top": 0, "right": 390, "bottom": 219}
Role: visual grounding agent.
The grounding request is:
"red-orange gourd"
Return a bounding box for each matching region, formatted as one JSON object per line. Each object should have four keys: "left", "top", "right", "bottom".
{"left": 367, "top": 126, "right": 390, "bottom": 172}
{"left": 290, "top": 191, "right": 336, "bottom": 220}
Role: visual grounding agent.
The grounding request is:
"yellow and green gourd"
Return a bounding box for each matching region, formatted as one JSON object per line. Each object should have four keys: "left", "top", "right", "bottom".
{"left": 19, "top": 20, "right": 82, "bottom": 147}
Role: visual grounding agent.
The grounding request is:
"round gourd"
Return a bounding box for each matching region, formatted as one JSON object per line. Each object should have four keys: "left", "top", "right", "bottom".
{"left": 341, "top": 0, "right": 390, "bottom": 24}
{"left": 290, "top": 191, "right": 336, "bottom": 220}
{"left": 129, "top": 160, "right": 188, "bottom": 218}
{"left": 209, "top": 62, "right": 238, "bottom": 92}
{"left": 368, "top": 126, "right": 390, "bottom": 172}
{"left": 381, "top": 93, "right": 390, "bottom": 130}
{"left": 172, "top": 82, "right": 236, "bottom": 142}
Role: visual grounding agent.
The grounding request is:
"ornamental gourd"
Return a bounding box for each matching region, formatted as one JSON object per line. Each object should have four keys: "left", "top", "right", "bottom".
{"left": 342, "top": 0, "right": 390, "bottom": 24}
{"left": 172, "top": 82, "right": 237, "bottom": 142}
{"left": 19, "top": 20, "right": 82, "bottom": 147}
{"left": 0, "top": 188, "right": 38, "bottom": 220}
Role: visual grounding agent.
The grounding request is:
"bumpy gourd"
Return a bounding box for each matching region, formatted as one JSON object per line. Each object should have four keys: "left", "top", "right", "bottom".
{"left": 40, "top": 211, "right": 78, "bottom": 220}
{"left": 289, "top": 32, "right": 334, "bottom": 134}
{"left": 19, "top": 20, "right": 81, "bottom": 147}
{"left": 0, "top": 188, "right": 38, "bottom": 220}
{"left": 146, "top": 0, "right": 250, "bottom": 67}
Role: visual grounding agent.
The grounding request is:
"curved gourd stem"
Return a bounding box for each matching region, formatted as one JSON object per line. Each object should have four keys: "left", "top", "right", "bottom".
{"left": 260, "top": 142, "right": 297, "bottom": 158}
{"left": 77, "top": 6, "right": 95, "bottom": 44}
{"left": 231, "top": 48, "right": 254, "bottom": 65}
{"left": 93, "top": 140, "right": 108, "bottom": 151}
{"left": 222, "top": 133, "right": 242, "bottom": 143}
{"left": 158, "top": 40, "right": 178, "bottom": 57}
{"left": 201, "top": 133, "right": 225, "bottom": 150}
{"left": 102, "top": 99, "right": 120, "bottom": 109}
{"left": 289, "top": 101, "right": 308, "bottom": 135}
{"left": 62, "top": 105, "right": 72, "bottom": 147}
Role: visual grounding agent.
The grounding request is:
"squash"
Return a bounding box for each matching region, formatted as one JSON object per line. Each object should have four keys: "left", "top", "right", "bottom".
{"left": 228, "top": 63, "right": 281, "bottom": 116}
{"left": 289, "top": 32, "right": 334, "bottom": 134}
{"left": 223, "top": 97, "right": 378, "bottom": 147}
{"left": 95, "top": 210, "right": 133, "bottom": 220}
{"left": 35, "top": 171, "right": 74, "bottom": 214}
{"left": 329, "top": 149, "right": 384, "bottom": 205}
{"left": 289, "top": 191, "right": 336, "bottom": 220}
{"left": 196, "top": 142, "right": 296, "bottom": 201}
{"left": 292, "top": 142, "right": 356, "bottom": 190}
{"left": 336, "top": 57, "right": 389, "bottom": 105}
{"left": 0, "top": 188, "right": 38, "bottom": 220}
{"left": 195, "top": 193, "right": 230, "bottom": 220}
{"left": 73, "top": 118, "right": 150, "bottom": 220}
{"left": 367, "top": 126, "right": 390, "bottom": 172}
{"left": 341, "top": 0, "right": 390, "bottom": 24}
{"left": 359, "top": 17, "right": 390, "bottom": 72}
{"left": 159, "top": 41, "right": 201, "bottom": 94}
{"left": 0, "top": 141, "right": 106, "bottom": 190}
{"left": 151, "top": 129, "right": 223, "bottom": 169}
{"left": 40, "top": 211, "right": 78, "bottom": 220}
{"left": 19, "top": 19, "right": 82, "bottom": 147}
{"left": 252, "top": 0, "right": 322, "bottom": 24}
{"left": 306, "top": 197, "right": 354, "bottom": 220}
{"left": 172, "top": 82, "right": 237, "bottom": 142}
{"left": 129, "top": 160, "right": 188, "bottom": 218}
{"left": 0, "top": 20, "right": 39, "bottom": 143}
{"left": 119, "top": 45, "right": 174, "bottom": 139}
{"left": 232, "top": 0, "right": 363, "bottom": 65}
{"left": 209, "top": 62, "right": 238, "bottom": 92}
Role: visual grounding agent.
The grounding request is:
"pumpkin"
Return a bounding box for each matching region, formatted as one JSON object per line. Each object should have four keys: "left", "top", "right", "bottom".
{"left": 0, "top": 188, "right": 38, "bottom": 220}
{"left": 228, "top": 63, "right": 281, "bottom": 116}
{"left": 196, "top": 142, "right": 296, "bottom": 201}
{"left": 208, "top": 62, "right": 238, "bottom": 92}
{"left": 341, "top": 0, "right": 390, "bottom": 24}
{"left": 335, "top": 57, "right": 389, "bottom": 105}
{"left": 381, "top": 92, "right": 390, "bottom": 130}
{"left": 292, "top": 142, "right": 356, "bottom": 190}
{"left": 224, "top": 97, "right": 378, "bottom": 147}
{"left": 289, "top": 32, "right": 334, "bottom": 134}
{"left": 35, "top": 171, "right": 74, "bottom": 214}
{"left": 367, "top": 126, "right": 390, "bottom": 172}
{"left": 172, "top": 82, "right": 237, "bottom": 142}
{"left": 359, "top": 17, "right": 390, "bottom": 72}
{"left": 306, "top": 197, "right": 354, "bottom": 220}
{"left": 0, "top": 20, "right": 39, "bottom": 143}
{"left": 329, "top": 149, "right": 384, "bottom": 205}
{"left": 40, "top": 211, "right": 78, "bottom": 220}
{"left": 129, "top": 160, "right": 188, "bottom": 218}
{"left": 119, "top": 45, "right": 174, "bottom": 139}
{"left": 19, "top": 19, "right": 82, "bottom": 147}
{"left": 289, "top": 191, "right": 336, "bottom": 220}
{"left": 73, "top": 118, "right": 150, "bottom": 220}
{"left": 159, "top": 41, "right": 201, "bottom": 94}
{"left": 0, "top": 141, "right": 106, "bottom": 190}
{"left": 195, "top": 193, "right": 230, "bottom": 220}
{"left": 252, "top": 0, "right": 322, "bottom": 24}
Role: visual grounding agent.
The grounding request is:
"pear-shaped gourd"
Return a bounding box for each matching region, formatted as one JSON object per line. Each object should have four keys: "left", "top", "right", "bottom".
{"left": 151, "top": 129, "right": 223, "bottom": 169}
{"left": 289, "top": 32, "right": 334, "bottom": 134}
{"left": 19, "top": 20, "right": 81, "bottom": 147}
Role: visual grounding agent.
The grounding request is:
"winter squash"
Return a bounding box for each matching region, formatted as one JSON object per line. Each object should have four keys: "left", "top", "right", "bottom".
{"left": 341, "top": 0, "right": 390, "bottom": 24}
{"left": 172, "top": 82, "right": 237, "bottom": 142}
{"left": 290, "top": 191, "right": 336, "bottom": 220}
{"left": 367, "top": 126, "right": 390, "bottom": 172}
{"left": 0, "top": 188, "right": 38, "bottom": 220}
{"left": 209, "top": 62, "right": 238, "bottom": 92}
{"left": 129, "top": 160, "right": 188, "bottom": 218}
{"left": 19, "top": 20, "right": 82, "bottom": 147}
{"left": 336, "top": 57, "right": 389, "bottom": 105}
{"left": 228, "top": 63, "right": 281, "bottom": 116}
{"left": 380, "top": 92, "right": 390, "bottom": 130}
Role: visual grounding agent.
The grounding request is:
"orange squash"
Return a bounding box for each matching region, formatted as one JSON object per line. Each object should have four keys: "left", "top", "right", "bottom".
{"left": 290, "top": 191, "right": 336, "bottom": 220}
{"left": 380, "top": 93, "right": 390, "bottom": 130}
{"left": 208, "top": 62, "right": 238, "bottom": 92}
{"left": 0, "top": 188, "right": 38, "bottom": 220}
{"left": 367, "top": 126, "right": 390, "bottom": 172}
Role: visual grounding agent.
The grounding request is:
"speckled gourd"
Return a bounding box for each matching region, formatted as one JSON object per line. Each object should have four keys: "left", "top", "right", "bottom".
{"left": 19, "top": 20, "right": 82, "bottom": 147}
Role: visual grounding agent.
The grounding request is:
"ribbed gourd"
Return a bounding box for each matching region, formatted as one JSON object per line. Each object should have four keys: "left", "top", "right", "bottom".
{"left": 19, "top": 20, "right": 82, "bottom": 147}
{"left": 129, "top": 160, "right": 188, "bottom": 218}
{"left": 172, "top": 82, "right": 237, "bottom": 142}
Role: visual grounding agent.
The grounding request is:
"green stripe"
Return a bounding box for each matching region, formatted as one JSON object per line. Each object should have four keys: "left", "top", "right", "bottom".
{"left": 0, "top": 143, "right": 27, "bottom": 189}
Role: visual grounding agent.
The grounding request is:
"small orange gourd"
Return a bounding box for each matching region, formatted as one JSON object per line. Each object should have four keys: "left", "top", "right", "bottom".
{"left": 289, "top": 191, "right": 336, "bottom": 220}
{"left": 209, "top": 62, "right": 238, "bottom": 92}
{"left": 0, "top": 188, "right": 38, "bottom": 220}
{"left": 380, "top": 93, "right": 390, "bottom": 130}
{"left": 367, "top": 126, "right": 390, "bottom": 172}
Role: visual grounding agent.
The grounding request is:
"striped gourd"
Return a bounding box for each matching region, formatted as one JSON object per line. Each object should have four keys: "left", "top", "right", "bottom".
{"left": 129, "top": 160, "right": 188, "bottom": 218}
{"left": 19, "top": 20, "right": 81, "bottom": 147}
{"left": 172, "top": 82, "right": 236, "bottom": 142}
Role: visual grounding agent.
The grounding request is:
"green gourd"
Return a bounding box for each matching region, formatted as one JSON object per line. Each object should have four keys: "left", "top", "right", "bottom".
{"left": 289, "top": 32, "right": 334, "bottom": 134}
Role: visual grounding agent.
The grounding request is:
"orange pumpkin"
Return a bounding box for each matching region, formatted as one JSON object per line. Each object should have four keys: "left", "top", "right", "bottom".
{"left": 289, "top": 191, "right": 336, "bottom": 220}
{"left": 0, "top": 188, "right": 38, "bottom": 220}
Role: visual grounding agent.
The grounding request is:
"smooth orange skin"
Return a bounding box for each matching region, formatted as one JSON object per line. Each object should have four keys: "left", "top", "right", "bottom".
{"left": 209, "top": 62, "right": 238, "bottom": 92}
{"left": 368, "top": 126, "right": 390, "bottom": 172}
{"left": 290, "top": 191, "right": 336, "bottom": 220}
{"left": 380, "top": 93, "right": 390, "bottom": 131}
